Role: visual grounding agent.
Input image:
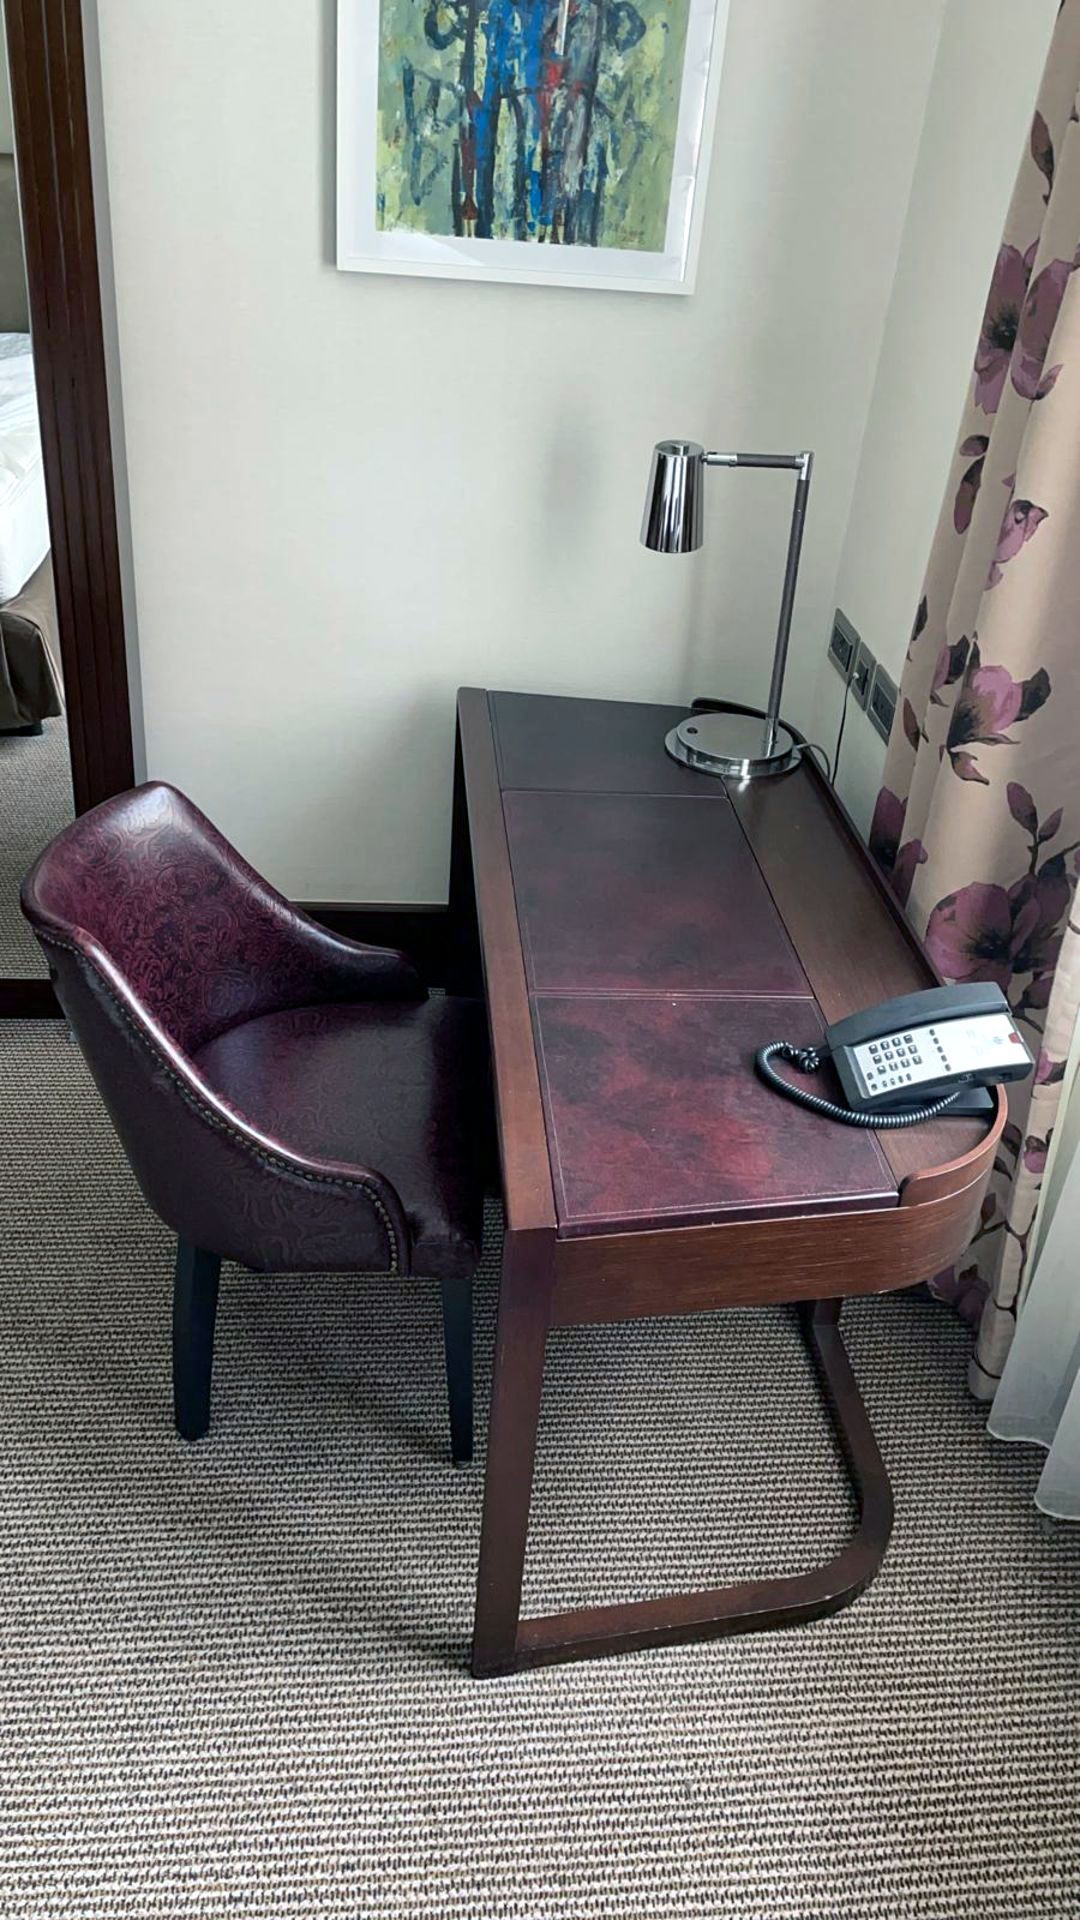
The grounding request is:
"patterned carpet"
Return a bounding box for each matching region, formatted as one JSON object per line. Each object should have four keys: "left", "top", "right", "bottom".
{"left": 1, "top": 1021, "right": 1077, "bottom": 1919}
{"left": 0, "top": 713, "right": 73, "bottom": 976}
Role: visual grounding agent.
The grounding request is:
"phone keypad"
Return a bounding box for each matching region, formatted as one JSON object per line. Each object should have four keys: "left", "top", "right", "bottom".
{"left": 866, "top": 1035, "right": 923, "bottom": 1090}
{"left": 854, "top": 1014, "right": 1019, "bottom": 1100}
{"left": 860, "top": 1029, "right": 934, "bottom": 1095}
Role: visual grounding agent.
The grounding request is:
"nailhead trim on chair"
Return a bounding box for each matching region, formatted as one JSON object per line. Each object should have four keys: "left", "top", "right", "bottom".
{"left": 37, "top": 932, "right": 403, "bottom": 1273}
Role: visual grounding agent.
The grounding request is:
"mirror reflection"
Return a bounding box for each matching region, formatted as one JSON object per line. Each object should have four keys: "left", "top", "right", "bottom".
{"left": 0, "top": 19, "right": 74, "bottom": 981}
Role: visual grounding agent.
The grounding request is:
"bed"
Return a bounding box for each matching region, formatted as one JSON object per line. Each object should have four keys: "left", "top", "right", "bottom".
{"left": 0, "top": 552, "right": 60, "bottom": 731}
{"left": 0, "top": 150, "right": 58, "bottom": 732}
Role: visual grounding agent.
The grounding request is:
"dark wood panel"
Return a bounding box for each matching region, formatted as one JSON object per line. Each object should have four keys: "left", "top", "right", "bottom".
{"left": 471, "top": 1225, "right": 556, "bottom": 1676}
{"left": 458, "top": 691, "right": 555, "bottom": 1234}
{"left": 551, "top": 1159, "right": 1000, "bottom": 1324}
{"left": 727, "top": 759, "right": 989, "bottom": 1187}
{"left": 5, "top": 0, "right": 133, "bottom": 815}
{"left": 504, "top": 790, "right": 810, "bottom": 997}
{"left": 535, "top": 993, "right": 895, "bottom": 1234}
{"left": 491, "top": 690, "right": 729, "bottom": 797}
{"left": 2, "top": 2, "right": 135, "bottom": 1014}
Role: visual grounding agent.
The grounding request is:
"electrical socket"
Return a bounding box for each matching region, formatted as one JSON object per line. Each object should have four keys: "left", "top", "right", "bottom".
{"left": 828, "top": 609, "right": 859, "bottom": 683}
{"left": 869, "top": 663, "right": 897, "bottom": 743}
{"left": 852, "top": 639, "right": 874, "bottom": 710}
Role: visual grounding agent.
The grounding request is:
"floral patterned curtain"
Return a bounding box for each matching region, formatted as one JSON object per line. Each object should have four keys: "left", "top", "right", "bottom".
{"left": 871, "top": 0, "right": 1080, "bottom": 1397}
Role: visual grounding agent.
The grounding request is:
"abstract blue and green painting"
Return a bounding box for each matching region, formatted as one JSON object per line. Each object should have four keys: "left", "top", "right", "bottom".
{"left": 376, "top": 1, "right": 692, "bottom": 251}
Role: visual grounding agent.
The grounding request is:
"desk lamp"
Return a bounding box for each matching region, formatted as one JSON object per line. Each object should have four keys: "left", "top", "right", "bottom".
{"left": 642, "top": 440, "right": 814, "bottom": 780}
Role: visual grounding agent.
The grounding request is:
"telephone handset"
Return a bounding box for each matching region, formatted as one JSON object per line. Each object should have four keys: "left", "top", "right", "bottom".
{"left": 756, "top": 983, "right": 1033, "bottom": 1129}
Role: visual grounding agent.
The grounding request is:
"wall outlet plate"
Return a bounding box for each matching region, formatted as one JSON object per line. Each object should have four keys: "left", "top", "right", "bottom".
{"left": 852, "top": 639, "right": 874, "bottom": 710}
{"left": 869, "top": 664, "right": 898, "bottom": 744}
{"left": 828, "top": 609, "right": 859, "bottom": 683}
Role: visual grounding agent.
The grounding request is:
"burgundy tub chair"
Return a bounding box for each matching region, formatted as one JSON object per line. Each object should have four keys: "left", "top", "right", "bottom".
{"left": 21, "top": 783, "right": 487, "bottom": 1464}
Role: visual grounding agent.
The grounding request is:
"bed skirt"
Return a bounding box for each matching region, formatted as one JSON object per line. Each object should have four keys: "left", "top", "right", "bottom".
{"left": 0, "top": 553, "right": 61, "bottom": 730}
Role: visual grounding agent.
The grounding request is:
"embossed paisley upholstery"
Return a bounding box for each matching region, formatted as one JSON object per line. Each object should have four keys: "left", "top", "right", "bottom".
{"left": 21, "top": 783, "right": 486, "bottom": 1280}
{"left": 191, "top": 1000, "right": 486, "bottom": 1280}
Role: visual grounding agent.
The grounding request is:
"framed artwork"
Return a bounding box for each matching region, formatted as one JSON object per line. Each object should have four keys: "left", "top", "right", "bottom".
{"left": 337, "top": 0, "right": 731, "bottom": 295}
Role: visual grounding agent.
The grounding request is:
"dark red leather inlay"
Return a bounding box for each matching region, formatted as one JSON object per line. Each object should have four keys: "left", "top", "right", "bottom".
{"left": 492, "top": 691, "right": 730, "bottom": 798}
{"left": 504, "top": 790, "right": 810, "bottom": 996}
{"left": 532, "top": 995, "right": 897, "bottom": 1234}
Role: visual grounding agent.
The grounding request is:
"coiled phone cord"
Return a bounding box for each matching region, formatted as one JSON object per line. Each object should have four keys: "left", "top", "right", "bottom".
{"left": 755, "top": 1041, "right": 964, "bottom": 1129}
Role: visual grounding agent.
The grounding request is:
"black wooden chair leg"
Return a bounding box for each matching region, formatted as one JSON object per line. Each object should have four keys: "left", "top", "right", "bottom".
{"left": 439, "top": 1276, "right": 474, "bottom": 1466}
{"left": 173, "top": 1241, "right": 221, "bottom": 1441}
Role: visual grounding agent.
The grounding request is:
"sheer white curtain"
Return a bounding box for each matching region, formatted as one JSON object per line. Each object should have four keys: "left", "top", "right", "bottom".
{"left": 988, "top": 1036, "right": 1080, "bottom": 1518}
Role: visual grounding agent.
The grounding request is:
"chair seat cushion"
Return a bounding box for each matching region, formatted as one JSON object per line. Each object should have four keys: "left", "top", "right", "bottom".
{"left": 192, "top": 995, "right": 487, "bottom": 1280}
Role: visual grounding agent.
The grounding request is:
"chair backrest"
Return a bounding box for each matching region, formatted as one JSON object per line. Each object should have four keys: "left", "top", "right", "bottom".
{"left": 20, "top": 782, "right": 413, "bottom": 1269}
{"left": 23, "top": 781, "right": 316, "bottom": 1056}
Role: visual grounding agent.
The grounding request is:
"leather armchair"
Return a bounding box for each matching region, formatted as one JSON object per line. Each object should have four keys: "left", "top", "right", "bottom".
{"left": 22, "top": 783, "right": 487, "bottom": 1463}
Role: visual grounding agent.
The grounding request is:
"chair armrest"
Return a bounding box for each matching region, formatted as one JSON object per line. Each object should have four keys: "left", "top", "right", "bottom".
{"left": 279, "top": 905, "right": 423, "bottom": 1005}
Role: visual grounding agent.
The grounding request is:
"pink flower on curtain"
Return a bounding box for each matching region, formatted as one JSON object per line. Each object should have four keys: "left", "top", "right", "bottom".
{"left": 930, "top": 635, "right": 971, "bottom": 703}
{"left": 924, "top": 880, "right": 1041, "bottom": 987}
{"left": 987, "top": 480, "right": 1049, "bottom": 585}
{"left": 1023, "top": 1134, "right": 1050, "bottom": 1174}
{"left": 1011, "top": 253, "right": 1077, "bottom": 400}
{"left": 929, "top": 1262, "right": 990, "bottom": 1330}
{"left": 1035, "top": 1049, "right": 1067, "bottom": 1087}
{"left": 974, "top": 242, "right": 1036, "bottom": 412}
{"left": 953, "top": 437, "right": 989, "bottom": 533}
{"left": 943, "top": 640, "right": 1050, "bottom": 780}
{"left": 1030, "top": 109, "right": 1054, "bottom": 203}
{"left": 924, "top": 797, "right": 1077, "bottom": 1008}
{"left": 868, "top": 789, "right": 927, "bottom": 905}
{"left": 901, "top": 698, "right": 925, "bottom": 751}
{"left": 1004, "top": 789, "right": 1080, "bottom": 1017}
{"left": 904, "top": 595, "right": 928, "bottom": 661}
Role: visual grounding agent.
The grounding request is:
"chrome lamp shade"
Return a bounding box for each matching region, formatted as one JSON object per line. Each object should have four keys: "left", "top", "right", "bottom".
{"left": 641, "top": 441, "right": 705, "bottom": 554}
{"left": 641, "top": 438, "right": 814, "bottom": 781}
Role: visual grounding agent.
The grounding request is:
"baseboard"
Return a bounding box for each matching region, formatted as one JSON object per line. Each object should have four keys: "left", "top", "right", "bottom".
{"left": 0, "top": 978, "right": 61, "bottom": 1018}
{"left": 301, "top": 903, "right": 450, "bottom": 985}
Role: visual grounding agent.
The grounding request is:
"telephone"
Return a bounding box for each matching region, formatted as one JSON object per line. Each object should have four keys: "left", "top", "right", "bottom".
{"left": 756, "top": 983, "right": 1034, "bottom": 1129}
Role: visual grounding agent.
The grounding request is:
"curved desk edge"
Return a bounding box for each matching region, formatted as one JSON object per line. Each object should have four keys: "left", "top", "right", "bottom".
{"left": 898, "top": 1083, "right": 1006, "bottom": 1207}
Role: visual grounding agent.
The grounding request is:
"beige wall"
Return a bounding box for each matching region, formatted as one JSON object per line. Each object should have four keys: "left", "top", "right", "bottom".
{"left": 808, "top": 0, "right": 1059, "bottom": 834}
{"left": 93, "top": 0, "right": 955, "bottom": 903}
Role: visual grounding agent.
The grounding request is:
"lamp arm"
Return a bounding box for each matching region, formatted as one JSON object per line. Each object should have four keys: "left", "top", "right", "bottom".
{"left": 701, "top": 449, "right": 814, "bottom": 752}
{"left": 703, "top": 451, "right": 810, "bottom": 469}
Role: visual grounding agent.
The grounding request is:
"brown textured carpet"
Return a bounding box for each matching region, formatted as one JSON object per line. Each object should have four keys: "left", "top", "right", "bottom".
{"left": 0, "top": 1021, "right": 1077, "bottom": 1919}
{"left": 0, "top": 713, "right": 72, "bottom": 977}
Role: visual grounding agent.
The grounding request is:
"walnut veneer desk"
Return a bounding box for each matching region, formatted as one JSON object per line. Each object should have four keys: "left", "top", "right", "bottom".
{"left": 450, "top": 688, "right": 1003, "bottom": 1677}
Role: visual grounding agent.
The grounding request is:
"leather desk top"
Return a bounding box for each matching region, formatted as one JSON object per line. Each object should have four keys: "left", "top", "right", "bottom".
{"left": 476, "top": 690, "right": 990, "bottom": 1240}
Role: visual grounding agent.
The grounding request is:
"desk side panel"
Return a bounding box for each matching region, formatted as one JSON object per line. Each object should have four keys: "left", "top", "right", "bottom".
{"left": 728, "top": 763, "right": 991, "bottom": 1187}
{"left": 456, "top": 690, "right": 556, "bottom": 1234}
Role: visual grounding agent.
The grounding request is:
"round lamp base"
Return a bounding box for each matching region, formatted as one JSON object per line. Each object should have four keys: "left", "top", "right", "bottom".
{"left": 664, "top": 710, "right": 800, "bottom": 782}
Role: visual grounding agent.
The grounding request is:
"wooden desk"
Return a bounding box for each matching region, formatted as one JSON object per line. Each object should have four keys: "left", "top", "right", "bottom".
{"left": 451, "top": 689, "right": 1003, "bottom": 1676}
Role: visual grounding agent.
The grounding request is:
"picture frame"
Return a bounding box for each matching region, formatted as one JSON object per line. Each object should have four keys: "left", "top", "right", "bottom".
{"left": 337, "top": 0, "right": 731, "bottom": 296}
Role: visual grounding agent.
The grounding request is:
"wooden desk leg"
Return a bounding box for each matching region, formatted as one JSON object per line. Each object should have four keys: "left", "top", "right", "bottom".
{"left": 476, "top": 1294, "right": 894, "bottom": 1675}
{"left": 471, "top": 1229, "right": 555, "bottom": 1678}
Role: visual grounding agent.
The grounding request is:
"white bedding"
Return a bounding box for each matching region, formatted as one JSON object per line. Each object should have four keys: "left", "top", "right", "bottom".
{"left": 0, "top": 332, "right": 49, "bottom": 603}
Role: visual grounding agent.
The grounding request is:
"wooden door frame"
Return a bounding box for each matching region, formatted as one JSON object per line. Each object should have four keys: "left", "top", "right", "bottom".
{"left": 1, "top": 0, "right": 134, "bottom": 1017}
